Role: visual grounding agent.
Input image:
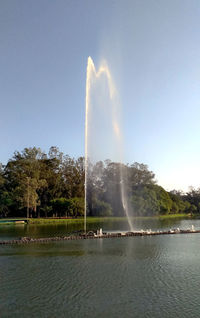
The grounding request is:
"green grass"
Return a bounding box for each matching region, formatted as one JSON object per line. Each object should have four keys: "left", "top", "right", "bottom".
{"left": 27, "top": 218, "right": 84, "bottom": 225}
{"left": 0, "top": 213, "right": 195, "bottom": 226}
{"left": 157, "top": 213, "right": 189, "bottom": 219}
{"left": 20, "top": 214, "right": 194, "bottom": 225}
{"left": 27, "top": 217, "right": 126, "bottom": 225}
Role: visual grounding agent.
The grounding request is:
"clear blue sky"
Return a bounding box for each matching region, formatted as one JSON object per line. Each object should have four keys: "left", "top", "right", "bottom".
{"left": 1, "top": 0, "right": 200, "bottom": 191}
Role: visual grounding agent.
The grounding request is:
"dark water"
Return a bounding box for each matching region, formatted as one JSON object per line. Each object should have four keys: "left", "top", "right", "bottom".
{"left": 0, "top": 217, "right": 198, "bottom": 241}
{"left": 1, "top": 218, "right": 200, "bottom": 317}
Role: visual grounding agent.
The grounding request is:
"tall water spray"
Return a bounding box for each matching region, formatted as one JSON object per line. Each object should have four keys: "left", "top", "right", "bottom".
{"left": 85, "top": 57, "right": 133, "bottom": 233}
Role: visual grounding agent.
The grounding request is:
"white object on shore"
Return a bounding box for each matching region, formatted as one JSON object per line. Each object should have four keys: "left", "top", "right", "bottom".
{"left": 97, "top": 228, "right": 103, "bottom": 236}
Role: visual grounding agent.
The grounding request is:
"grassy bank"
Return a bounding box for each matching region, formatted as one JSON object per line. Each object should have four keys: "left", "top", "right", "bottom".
{"left": 157, "top": 213, "right": 190, "bottom": 219}
{"left": 0, "top": 213, "right": 194, "bottom": 226}
{"left": 27, "top": 217, "right": 124, "bottom": 225}
{"left": 28, "top": 214, "right": 196, "bottom": 225}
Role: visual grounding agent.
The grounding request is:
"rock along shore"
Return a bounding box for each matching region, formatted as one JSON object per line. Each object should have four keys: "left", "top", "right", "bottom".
{"left": 0, "top": 228, "right": 200, "bottom": 245}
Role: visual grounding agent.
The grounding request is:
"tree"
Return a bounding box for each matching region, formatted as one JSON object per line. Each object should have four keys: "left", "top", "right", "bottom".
{"left": 62, "top": 156, "right": 85, "bottom": 198}
{"left": 4, "top": 148, "right": 47, "bottom": 217}
{"left": 0, "top": 191, "right": 13, "bottom": 217}
{"left": 68, "top": 197, "right": 84, "bottom": 217}
{"left": 92, "top": 199, "right": 112, "bottom": 217}
{"left": 184, "top": 187, "right": 200, "bottom": 213}
{"left": 51, "top": 197, "right": 84, "bottom": 217}
{"left": 129, "top": 162, "right": 155, "bottom": 187}
{"left": 2, "top": 146, "right": 200, "bottom": 219}
{"left": 51, "top": 198, "right": 71, "bottom": 217}
{"left": 86, "top": 160, "right": 157, "bottom": 217}
{"left": 131, "top": 185, "right": 160, "bottom": 216}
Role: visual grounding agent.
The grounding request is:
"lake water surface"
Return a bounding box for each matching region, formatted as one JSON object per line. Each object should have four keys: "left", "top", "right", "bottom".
{"left": 1, "top": 218, "right": 200, "bottom": 317}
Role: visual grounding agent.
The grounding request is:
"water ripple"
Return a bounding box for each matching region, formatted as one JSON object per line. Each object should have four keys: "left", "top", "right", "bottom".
{"left": 1, "top": 231, "right": 200, "bottom": 317}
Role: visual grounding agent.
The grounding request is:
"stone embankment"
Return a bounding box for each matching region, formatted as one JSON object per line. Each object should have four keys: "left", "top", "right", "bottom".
{"left": 0, "top": 228, "right": 200, "bottom": 245}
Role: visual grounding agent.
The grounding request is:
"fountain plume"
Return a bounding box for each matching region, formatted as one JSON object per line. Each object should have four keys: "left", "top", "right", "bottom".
{"left": 85, "top": 56, "right": 133, "bottom": 233}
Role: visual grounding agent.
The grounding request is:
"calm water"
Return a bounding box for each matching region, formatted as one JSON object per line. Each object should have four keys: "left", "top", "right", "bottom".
{"left": 1, "top": 218, "right": 200, "bottom": 317}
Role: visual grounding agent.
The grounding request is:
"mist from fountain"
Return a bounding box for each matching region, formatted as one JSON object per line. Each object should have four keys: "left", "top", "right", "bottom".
{"left": 84, "top": 56, "right": 133, "bottom": 233}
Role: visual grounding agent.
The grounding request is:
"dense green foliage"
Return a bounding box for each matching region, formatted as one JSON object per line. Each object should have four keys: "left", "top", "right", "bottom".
{"left": 0, "top": 147, "right": 198, "bottom": 218}
{"left": 0, "top": 147, "right": 84, "bottom": 218}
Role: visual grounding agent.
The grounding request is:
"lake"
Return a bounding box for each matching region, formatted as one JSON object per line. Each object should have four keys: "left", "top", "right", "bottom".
{"left": 0, "top": 218, "right": 200, "bottom": 317}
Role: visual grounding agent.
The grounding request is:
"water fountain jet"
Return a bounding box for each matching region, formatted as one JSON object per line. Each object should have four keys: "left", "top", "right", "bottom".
{"left": 84, "top": 56, "right": 133, "bottom": 233}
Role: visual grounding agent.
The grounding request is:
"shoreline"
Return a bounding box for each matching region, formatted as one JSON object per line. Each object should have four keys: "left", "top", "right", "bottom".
{"left": 0, "top": 213, "right": 197, "bottom": 226}
{"left": 0, "top": 227, "right": 200, "bottom": 245}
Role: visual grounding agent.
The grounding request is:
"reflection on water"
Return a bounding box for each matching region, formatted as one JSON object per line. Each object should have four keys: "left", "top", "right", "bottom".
{"left": 0, "top": 218, "right": 200, "bottom": 317}
{"left": 0, "top": 217, "right": 199, "bottom": 241}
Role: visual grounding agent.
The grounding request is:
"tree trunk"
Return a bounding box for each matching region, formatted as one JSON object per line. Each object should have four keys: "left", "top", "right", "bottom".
{"left": 27, "top": 206, "right": 29, "bottom": 219}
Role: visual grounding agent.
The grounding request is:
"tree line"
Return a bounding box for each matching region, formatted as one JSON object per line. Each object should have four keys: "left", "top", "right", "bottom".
{"left": 0, "top": 146, "right": 199, "bottom": 218}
